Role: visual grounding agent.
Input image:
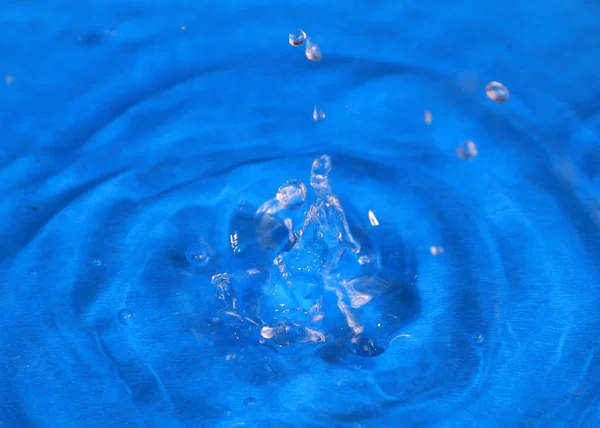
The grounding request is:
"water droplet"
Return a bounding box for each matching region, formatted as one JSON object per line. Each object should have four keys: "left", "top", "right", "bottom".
{"left": 472, "top": 331, "right": 485, "bottom": 345}
{"left": 276, "top": 179, "right": 307, "bottom": 209}
{"left": 260, "top": 326, "right": 276, "bottom": 339}
{"left": 368, "top": 210, "right": 380, "bottom": 227}
{"left": 424, "top": 110, "right": 432, "bottom": 125}
{"left": 312, "top": 105, "right": 326, "bottom": 121}
{"left": 305, "top": 37, "right": 322, "bottom": 61}
{"left": 186, "top": 243, "right": 210, "bottom": 267}
{"left": 311, "top": 155, "right": 332, "bottom": 177}
{"left": 93, "top": 258, "right": 102, "bottom": 266}
{"left": 243, "top": 397, "right": 257, "bottom": 407}
{"left": 29, "top": 269, "right": 37, "bottom": 277}
{"left": 430, "top": 246, "right": 444, "bottom": 256}
{"left": 358, "top": 255, "right": 371, "bottom": 265}
{"left": 486, "top": 81, "right": 509, "bottom": 102}
{"left": 456, "top": 140, "right": 478, "bottom": 160}
{"left": 118, "top": 308, "right": 136, "bottom": 325}
{"left": 288, "top": 28, "right": 306, "bottom": 46}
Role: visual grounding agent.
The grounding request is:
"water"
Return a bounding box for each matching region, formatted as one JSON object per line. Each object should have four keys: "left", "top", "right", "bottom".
{"left": 288, "top": 29, "right": 307, "bottom": 47}
{"left": 1, "top": 1, "right": 599, "bottom": 427}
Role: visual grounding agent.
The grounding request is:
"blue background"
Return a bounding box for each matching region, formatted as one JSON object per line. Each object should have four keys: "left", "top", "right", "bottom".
{"left": 1, "top": 0, "right": 600, "bottom": 426}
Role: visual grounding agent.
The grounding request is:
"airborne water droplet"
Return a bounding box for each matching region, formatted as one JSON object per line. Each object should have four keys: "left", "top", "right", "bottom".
{"left": 424, "top": 110, "right": 432, "bottom": 125}
{"left": 276, "top": 179, "right": 307, "bottom": 209}
{"left": 485, "top": 81, "right": 509, "bottom": 102}
{"left": 456, "top": 140, "right": 478, "bottom": 160}
{"left": 118, "top": 308, "right": 136, "bottom": 325}
{"left": 289, "top": 28, "right": 306, "bottom": 46}
{"left": 186, "top": 243, "right": 210, "bottom": 267}
{"left": 260, "top": 326, "right": 276, "bottom": 339}
{"left": 311, "top": 154, "right": 332, "bottom": 177}
{"left": 312, "top": 105, "right": 326, "bottom": 121}
{"left": 368, "top": 210, "right": 380, "bottom": 227}
{"left": 430, "top": 246, "right": 444, "bottom": 256}
{"left": 305, "top": 37, "right": 322, "bottom": 61}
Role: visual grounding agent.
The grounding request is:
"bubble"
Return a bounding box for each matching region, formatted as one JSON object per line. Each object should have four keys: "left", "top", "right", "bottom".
{"left": 288, "top": 28, "right": 306, "bottom": 46}
{"left": 243, "top": 397, "right": 257, "bottom": 407}
{"left": 305, "top": 37, "right": 322, "bottom": 61}
{"left": 456, "top": 140, "right": 478, "bottom": 160}
{"left": 486, "top": 81, "right": 509, "bottom": 102}
{"left": 472, "top": 331, "right": 485, "bottom": 345}
{"left": 5, "top": 75, "right": 15, "bottom": 85}
{"left": 429, "top": 246, "right": 444, "bottom": 256}
{"left": 118, "top": 308, "right": 136, "bottom": 325}
{"left": 29, "top": 269, "right": 37, "bottom": 276}
{"left": 276, "top": 179, "right": 307, "bottom": 209}
{"left": 186, "top": 243, "right": 210, "bottom": 267}
{"left": 93, "top": 258, "right": 102, "bottom": 266}
{"left": 312, "top": 105, "right": 326, "bottom": 122}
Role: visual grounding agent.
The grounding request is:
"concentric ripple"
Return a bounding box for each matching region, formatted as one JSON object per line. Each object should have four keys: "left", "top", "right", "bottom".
{"left": 1, "top": 0, "right": 600, "bottom": 427}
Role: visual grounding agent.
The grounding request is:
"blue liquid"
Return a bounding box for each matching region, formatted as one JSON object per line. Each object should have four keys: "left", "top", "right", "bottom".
{"left": 1, "top": 1, "right": 599, "bottom": 426}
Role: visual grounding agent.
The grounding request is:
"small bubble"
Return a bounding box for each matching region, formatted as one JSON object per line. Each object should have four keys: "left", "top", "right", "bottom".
{"left": 276, "top": 179, "right": 307, "bottom": 209}
{"left": 312, "top": 105, "right": 326, "bottom": 121}
{"left": 186, "top": 243, "right": 210, "bottom": 267}
{"left": 456, "top": 140, "right": 478, "bottom": 160}
{"left": 429, "top": 246, "right": 444, "bottom": 256}
{"left": 472, "top": 331, "right": 485, "bottom": 345}
{"left": 118, "top": 308, "right": 136, "bottom": 325}
{"left": 93, "top": 258, "right": 102, "bottom": 266}
{"left": 289, "top": 28, "right": 306, "bottom": 46}
{"left": 29, "top": 269, "right": 37, "bottom": 277}
{"left": 180, "top": 25, "right": 187, "bottom": 31}
{"left": 243, "top": 397, "right": 257, "bottom": 407}
{"left": 486, "top": 81, "right": 509, "bottom": 102}
{"left": 305, "top": 37, "right": 322, "bottom": 61}
{"left": 5, "top": 75, "right": 15, "bottom": 85}
{"left": 424, "top": 110, "right": 432, "bottom": 125}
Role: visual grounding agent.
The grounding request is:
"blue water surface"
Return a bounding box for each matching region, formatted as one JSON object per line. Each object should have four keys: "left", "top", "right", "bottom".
{"left": 2, "top": 0, "right": 600, "bottom": 426}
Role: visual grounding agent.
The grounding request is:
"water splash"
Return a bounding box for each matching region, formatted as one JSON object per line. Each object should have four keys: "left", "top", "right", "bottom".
{"left": 212, "top": 155, "right": 417, "bottom": 357}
